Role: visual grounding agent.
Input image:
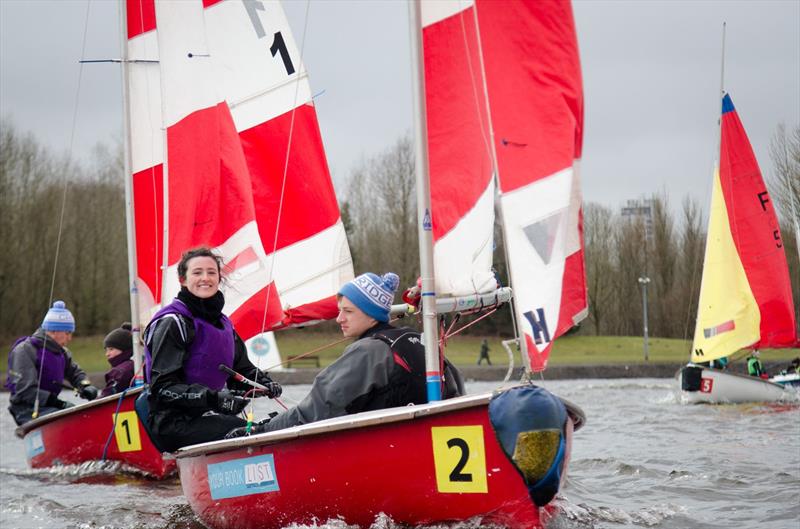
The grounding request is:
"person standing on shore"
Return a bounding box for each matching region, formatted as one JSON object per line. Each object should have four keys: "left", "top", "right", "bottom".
{"left": 477, "top": 338, "right": 492, "bottom": 365}
{"left": 5, "top": 301, "right": 99, "bottom": 425}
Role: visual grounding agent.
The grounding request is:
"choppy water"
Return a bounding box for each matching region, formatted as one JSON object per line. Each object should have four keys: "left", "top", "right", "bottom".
{"left": 1, "top": 379, "right": 798, "bottom": 529}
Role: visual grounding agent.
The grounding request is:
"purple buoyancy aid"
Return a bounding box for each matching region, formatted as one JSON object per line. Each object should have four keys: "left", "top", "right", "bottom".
{"left": 144, "top": 299, "right": 235, "bottom": 391}
{"left": 5, "top": 335, "right": 68, "bottom": 396}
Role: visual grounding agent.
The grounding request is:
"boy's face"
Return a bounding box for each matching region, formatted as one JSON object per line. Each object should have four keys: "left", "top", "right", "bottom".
{"left": 105, "top": 347, "right": 124, "bottom": 361}
{"left": 336, "top": 296, "right": 377, "bottom": 338}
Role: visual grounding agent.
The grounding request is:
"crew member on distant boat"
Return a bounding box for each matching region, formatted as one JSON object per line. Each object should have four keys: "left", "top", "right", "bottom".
{"left": 710, "top": 356, "right": 729, "bottom": 370}
{"left": 227, "top": 271, "right": 465, "bottom": 437}
{"left": 747, "top": 350, "right": 766, "bottom": 378}
{"left": 143, "top": 247, "right": 282, "bottom": 451}
{"left": 100, "top": 322, "right": 135, "bottom": 397}
{"left": 5, "top": 301, "right": 99, "bottom": 426}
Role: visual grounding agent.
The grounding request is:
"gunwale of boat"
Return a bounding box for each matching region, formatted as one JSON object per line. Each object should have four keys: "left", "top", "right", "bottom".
{"left": 175, "top": 385, "right": 585, "bottom": 459}
{"left": 14, "top": 385, "right": 145, "bottom": 438}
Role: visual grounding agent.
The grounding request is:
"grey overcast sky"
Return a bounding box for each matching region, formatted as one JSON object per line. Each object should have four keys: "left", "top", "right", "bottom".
{"left": 1, "top": 0, "right": 798, "bottom": 215}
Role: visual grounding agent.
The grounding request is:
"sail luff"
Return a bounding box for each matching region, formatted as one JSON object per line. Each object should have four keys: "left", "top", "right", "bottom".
{"left": 119, "top": 0, "right": 144, "bottom": 385}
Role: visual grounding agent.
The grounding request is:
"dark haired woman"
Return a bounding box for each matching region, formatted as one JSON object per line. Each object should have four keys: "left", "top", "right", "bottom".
{"left": 143, "top": 247, "right": 282, "bottom": 451}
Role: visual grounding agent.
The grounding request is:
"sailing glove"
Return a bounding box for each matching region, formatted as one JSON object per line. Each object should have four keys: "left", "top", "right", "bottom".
{"left": 252, "top": 381, "right": 282, "bottom": 399}
{"left": 215, "top": 390, "right": 249, "bottom": 415}
{"left": 78, "top": 381, "right": 99, "bottom": 401}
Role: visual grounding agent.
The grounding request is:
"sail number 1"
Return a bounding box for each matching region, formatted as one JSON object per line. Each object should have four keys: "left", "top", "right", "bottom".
{"left": 112, "top": 411, "right": 143, "bottom": 453}
{"left": 431, "top": 426, "right": 488, "bottom": 493}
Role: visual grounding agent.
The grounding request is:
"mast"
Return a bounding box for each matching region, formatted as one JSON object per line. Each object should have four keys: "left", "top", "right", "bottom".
{"left": 409, "top": 0, "right": 442, "bottom": 402}
{"left": 119, "top": 0, "right": 144, "bottom": 385}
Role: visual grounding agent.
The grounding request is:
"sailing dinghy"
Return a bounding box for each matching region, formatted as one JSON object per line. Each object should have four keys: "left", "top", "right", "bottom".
{"left": 171, "top": 0, "right": 587, "bottom": 527}
{"left": 14, "top": 0, "right": 352, "bottom": 478}
{"left": 678, "top": 93, "right": 798, "bottom": 405}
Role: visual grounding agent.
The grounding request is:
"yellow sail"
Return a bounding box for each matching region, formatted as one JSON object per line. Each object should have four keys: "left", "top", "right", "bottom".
{"left": 690, "top": 166, "right": 760, "bottom": 363}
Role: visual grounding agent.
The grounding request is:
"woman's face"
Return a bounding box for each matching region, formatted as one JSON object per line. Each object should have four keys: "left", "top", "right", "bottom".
{"left": 180, "top": 256, "right": 220, "bottom": 298}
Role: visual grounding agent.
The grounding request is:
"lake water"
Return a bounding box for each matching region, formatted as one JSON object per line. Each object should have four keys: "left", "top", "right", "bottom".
{"left": 1, "top": 378, "right": 798, "bottom": 529}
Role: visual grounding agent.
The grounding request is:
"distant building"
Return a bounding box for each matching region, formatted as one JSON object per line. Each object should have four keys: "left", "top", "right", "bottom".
{"left": 620, "top": 199, "right": 654, "bottom": 242}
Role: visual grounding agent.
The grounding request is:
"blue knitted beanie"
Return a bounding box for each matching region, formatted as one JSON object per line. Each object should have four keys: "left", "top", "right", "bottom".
{"left": 338, "top": 272, "right": 400, "bottom": 323}
{"left": 42, "top": 300, "right": 76, "bottom": 332}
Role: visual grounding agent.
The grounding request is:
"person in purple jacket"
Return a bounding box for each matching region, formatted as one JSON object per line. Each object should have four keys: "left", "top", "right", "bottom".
{"left": 100, "top": 322, "right": 135, "bottom": 397}
{"left": 142, "top": 247, "right": 282, "bottom": 452}
{"left": 6, "top": 301, "right": 98, "bottom": 425}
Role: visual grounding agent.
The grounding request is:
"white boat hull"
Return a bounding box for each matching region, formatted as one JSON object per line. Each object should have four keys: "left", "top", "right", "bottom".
{"left": 677, "top": 364, "right": 796, "bottom": 404}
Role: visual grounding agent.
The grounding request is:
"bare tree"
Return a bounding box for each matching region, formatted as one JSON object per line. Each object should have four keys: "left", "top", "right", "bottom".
{"left": 343, "top": 133, "right": 419, "bottom": 290}
{"left": 768, "top": 124, "right": 800, "bottom": 232}
{"left": 676, "top": 196, "right": 705, "bottom": 342}
{"left": 584, "top": 202, "right": 616, "bottom": 334}
{"left": 768, "top": 124, "right": 800, "bottom": 324}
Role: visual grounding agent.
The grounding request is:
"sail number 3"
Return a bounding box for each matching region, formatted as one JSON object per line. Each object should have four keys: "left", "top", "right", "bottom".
{"left": 431, "top": 426, "right": 488, "bottom": 493}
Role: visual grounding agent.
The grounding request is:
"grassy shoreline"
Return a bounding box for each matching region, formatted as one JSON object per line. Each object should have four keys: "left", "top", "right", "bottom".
{"left": 3, "top": 332, "right": 798, "bottom": 375}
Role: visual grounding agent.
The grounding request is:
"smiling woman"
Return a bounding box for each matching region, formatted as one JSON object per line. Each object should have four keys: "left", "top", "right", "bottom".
{"left": 178, "top": 248, "right": 224, "bottom": 299}
{"left": 140, "top": 247, "right": 282, "bottom": 452}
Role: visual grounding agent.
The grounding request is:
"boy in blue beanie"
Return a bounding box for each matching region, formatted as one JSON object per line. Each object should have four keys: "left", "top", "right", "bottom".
{"left": 227, "top": 272, "right": 465, "bottom": 437}
{"left": 6, "top": 301, "right": 99, "bottom": 425}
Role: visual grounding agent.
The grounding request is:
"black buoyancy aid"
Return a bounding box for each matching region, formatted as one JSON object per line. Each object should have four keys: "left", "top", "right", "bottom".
{"left": 346, "top": 327, "right": 465, "bottom": 414}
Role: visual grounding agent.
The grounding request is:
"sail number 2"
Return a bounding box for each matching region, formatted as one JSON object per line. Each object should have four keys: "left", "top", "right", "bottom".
{"left": 431, "top": 426, "right": 488, "bottom": 493}
{"left": 111, "top": 411, "right": 143, "bottom": 453}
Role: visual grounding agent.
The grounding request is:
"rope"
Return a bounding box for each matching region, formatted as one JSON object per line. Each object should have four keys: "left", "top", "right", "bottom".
{"left": 101, "top": 388, "right": 129, "bottom": 461}
{"left": 34, "top": 0, "right": 93, "bottom": 420}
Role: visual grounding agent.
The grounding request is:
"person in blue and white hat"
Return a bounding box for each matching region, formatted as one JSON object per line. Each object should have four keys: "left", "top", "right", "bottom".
{"left": 226, "top": 272, "right": 465, "bottom": 438}
{"left": 6, "top": 301, "right": 99, "bottom": 425}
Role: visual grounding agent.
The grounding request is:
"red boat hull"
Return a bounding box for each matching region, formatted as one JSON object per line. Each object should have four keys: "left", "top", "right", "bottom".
{"left": 15, "top": 387, "right": 175, "bottom": 478}
{"left": 177, "top": 390, "right": 580, "bottom": 528}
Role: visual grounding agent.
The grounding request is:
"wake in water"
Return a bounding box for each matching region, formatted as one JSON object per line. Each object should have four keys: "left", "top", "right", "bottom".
{"left": 0, "top": 459, "right": 173, "bottom": 482}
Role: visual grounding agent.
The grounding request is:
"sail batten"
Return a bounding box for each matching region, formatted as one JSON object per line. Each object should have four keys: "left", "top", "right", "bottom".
{"left": 691, "top": 93, "right": 797, "bottom": 363}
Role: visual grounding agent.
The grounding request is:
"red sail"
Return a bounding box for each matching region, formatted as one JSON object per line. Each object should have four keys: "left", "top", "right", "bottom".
{"left": 719, "top": 94, "right": 797, "bottom": 348}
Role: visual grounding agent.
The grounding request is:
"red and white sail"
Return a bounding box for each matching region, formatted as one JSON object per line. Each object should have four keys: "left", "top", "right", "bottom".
{"left": 125, "top": 0, "right": 352, "bottom": 340}
{"left": 421, "top": 0, "right": 586, "bottom": 371}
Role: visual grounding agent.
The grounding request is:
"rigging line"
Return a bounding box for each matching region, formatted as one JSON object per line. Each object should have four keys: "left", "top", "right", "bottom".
{"left": 470, "top": 2, "right": 520, "bottom": 345}
{"left": 259, "top": 0, "right": 313, "bottom": 337}
{"left": 261, "top": 334, "right": 350, "bottom": 373}
{"left": 261, "top": 310, "right": 412, "bottom": 372}
{"left": 442, "top": 307, "right": 498, "bottom": 341}
{"left": 35, "top": 0, "right": 92, "bottom": 420}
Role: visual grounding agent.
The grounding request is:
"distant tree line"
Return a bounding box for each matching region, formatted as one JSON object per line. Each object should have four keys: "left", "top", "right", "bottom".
{"left": 0, "top": 119, "right": 129, "bottom": 340}
{"left": 1, "top": 120, "right": 798, "bottom": 342}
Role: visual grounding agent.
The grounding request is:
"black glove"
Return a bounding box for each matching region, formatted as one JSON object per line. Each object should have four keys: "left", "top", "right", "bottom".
{"left": 215, "top": 390, "right": 249, "bottom": 415}
{"left": 79, "top": 382, "right": 99, "bottom": 401}
{"left": 253, "top": 372, "right": 282, "bottom": 398}
{"left": 252, "top": 381, "right": 282, "bottom": 399}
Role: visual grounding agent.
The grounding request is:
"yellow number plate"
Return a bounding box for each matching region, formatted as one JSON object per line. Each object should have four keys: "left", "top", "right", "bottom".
{"left": 431, "top": 425, "right": 487, "bottom": 493}
{"left": 112, "top": 411, "right": 142, "bottom": 453}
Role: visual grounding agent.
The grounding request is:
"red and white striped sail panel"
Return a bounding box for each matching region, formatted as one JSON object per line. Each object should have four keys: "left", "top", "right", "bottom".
{"left": 421, "top": 0, "right": 586, "bottom": 371}
{"left": 125, "top": 0, "right": 352, "bottom": 339}
{"left": 720, "top": 94, "right": 797, "bottom": 348}
{"left": 422, "top": 1, "right": 497, "bottom": 298}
